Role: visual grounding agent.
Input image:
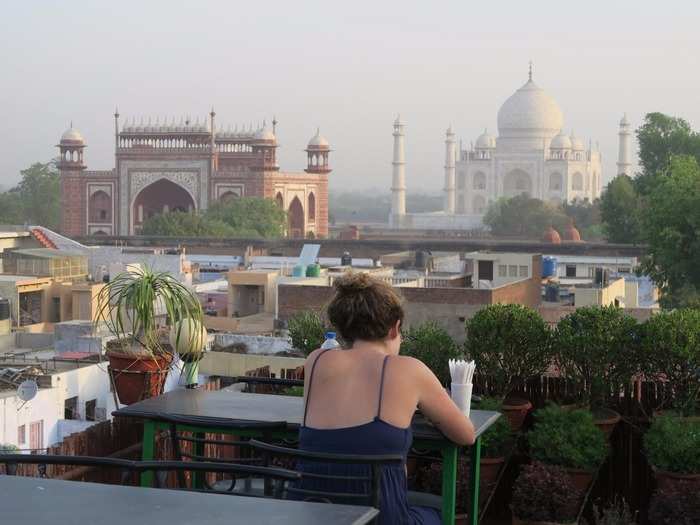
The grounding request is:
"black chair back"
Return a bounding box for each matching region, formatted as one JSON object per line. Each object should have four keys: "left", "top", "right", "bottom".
{"left": 249, "top": 439, "right": 403, "bottom": 512}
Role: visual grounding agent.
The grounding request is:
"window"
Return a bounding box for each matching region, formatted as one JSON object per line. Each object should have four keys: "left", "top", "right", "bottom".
{"left": 99, "top": 210, "right": 107, "bottom": 220}
{"left": 618, "top": 267, "right": 631, "bottom": 274}
{"left": 478, "top": 260, "right": 493, "bottom": 281}
{"left": 29, "top": 420, "right": 44, "bottom": 451}
{"left": 566, "top": 264, "right": 576, "bottom": 278}
{"left": 508, "top": 265, "right": 518, "bottom": 277}
{"left": 64, "top": 396, "right": 79, "bottom": 420}
{"left": 18, "top": 425, "right": 25, "bottom": 445}
{"left": 85, "top": 399, "right": 97, "bottom": 422}
{"left": 519, "top": 265, "right": 528, "bottom": 277}
{"left": 498, "top": 265, "right": 507, "bottom": 277}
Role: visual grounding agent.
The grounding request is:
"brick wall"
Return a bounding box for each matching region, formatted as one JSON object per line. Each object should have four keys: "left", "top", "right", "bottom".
{"left": 60, "top": 175, "right": 85, "bottom": 236}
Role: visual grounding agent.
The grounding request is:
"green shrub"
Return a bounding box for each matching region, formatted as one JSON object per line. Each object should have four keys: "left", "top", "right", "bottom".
{"left": 282, "top": 386, "right": 304, "bottom": 397}
{"left": 639, "top": 309, "right": 700, "bottom": 415}
{"left": 478, "top": 397, "right": 514, "bottom": 458}
{"left": 511, "top": 462, "right": 582, "bottom": 523}
{"left": 400, "top": 321, "right": 461, "bottom": 386}
{"left": 553, "top": 305, "right": 639, "bottom": 408}
{"left": 0, "top": 443, "right": 19, "bottom": 453}
{"left": 590, "top": 497, "right": 636, "bottom": 525}
{"left": 464, "top": 304, "right": 551, "bottom": 398}
{"left": 528, "top": 405, "right": 608, "bottom": 471}
{"left": 644, "top": 415, "right": 700, "bottom": 474}
{"left": 287, "top": 311, "right": 328, "bottom": 356}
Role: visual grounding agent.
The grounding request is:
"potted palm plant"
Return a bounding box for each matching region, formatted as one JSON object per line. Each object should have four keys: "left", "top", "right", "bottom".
{"left": 97, "top": 267, "right": 204, "bottom": 405}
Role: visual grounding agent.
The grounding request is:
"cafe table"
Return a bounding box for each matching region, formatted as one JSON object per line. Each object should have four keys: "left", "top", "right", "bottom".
{"left": 0, "top": 475, "right": 379, "bottom": 525}
{"left": 113, "top": 388, "right": 500, "bottom": 525}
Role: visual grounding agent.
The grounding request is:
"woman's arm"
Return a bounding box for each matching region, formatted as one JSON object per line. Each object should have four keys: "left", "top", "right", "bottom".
{"left": 411, "top": 358, "right": 476, "bottom": 446}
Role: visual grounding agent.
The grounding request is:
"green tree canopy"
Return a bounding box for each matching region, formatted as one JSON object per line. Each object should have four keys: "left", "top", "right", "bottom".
{"left": 205, "top": 197, "right": 286, "bottom": 238}
{"left": 640, "top": 155, "right": 700, "bottom": 307}
{"left": 635, "top": 113, "right": 700, "bottom": 195}
{"left": 140, "top": 211, "right": 235, "bottom": 237}
{"left": 140, "top": 197, "right": 287, "bottom": 238}
{"left": 599, "top": 175, "right": 642, "bottom": 243}
{"left": 0, "top": 162, "right": 60, "bottom": 229}
{"left": 484, "top": 195, "right": 570, "bottom": 238}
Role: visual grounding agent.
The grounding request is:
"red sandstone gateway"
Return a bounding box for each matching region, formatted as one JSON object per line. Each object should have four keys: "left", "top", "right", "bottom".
{"left": 57, "top": 113, "right": 330, "bottom": 239}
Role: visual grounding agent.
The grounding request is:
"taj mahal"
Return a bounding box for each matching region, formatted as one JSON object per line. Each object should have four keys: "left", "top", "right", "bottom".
{"left": 390, "top": 67, "right": 634, "bottom": 230}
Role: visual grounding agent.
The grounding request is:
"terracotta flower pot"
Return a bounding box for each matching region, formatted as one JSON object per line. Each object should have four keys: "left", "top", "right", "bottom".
{"left": 480, "top": 456, "right": 506, "bottom": 487}
{"left": 592, "top": 407, "right": 621, "bottom": 438}
{"left": 512, "top": 516, "right": 577, "bottom": 525}
{"left": 563, "top": 467, "right": 594, "bottom": 492}
{"left": 501, "top": 398, "right": 532, "bottom": 432}
{"left": 653, "top": 467, "right": 700, "bottom": 491}
{"left": 107, "top": 350, "right": 172, "bottom": 405}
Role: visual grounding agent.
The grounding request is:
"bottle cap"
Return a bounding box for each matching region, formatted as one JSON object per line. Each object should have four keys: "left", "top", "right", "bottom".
{"left": 325, "top": 331, "right": 336, "bottom": 339}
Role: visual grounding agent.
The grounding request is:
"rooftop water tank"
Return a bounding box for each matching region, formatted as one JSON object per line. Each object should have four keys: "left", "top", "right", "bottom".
{"left": 542, "top": 256, "right": 557, "bottom": 278}
{"left": 306, "top": 263, "right": 321, "bottom": 277}
{"left": 340, "top": 251, "right": 352, "bottom": 266}
{"left": 292, "top": 264, "right": 306, "bottom": 277}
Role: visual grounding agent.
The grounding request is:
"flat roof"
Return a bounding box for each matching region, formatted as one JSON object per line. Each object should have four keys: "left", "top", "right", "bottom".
{"left": 0, "top": 274, "right": 49, "bottom": 283}
{"left": 548, "top": 254, "right": 637, "bottom": 265}
{"left": 9, "top": 248, "right": 87, "bottom": 259}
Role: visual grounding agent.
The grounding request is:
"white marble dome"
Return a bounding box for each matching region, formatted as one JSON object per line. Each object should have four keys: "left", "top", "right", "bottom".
{"left": 255, "top": 127, "right": 276, "bottom": 141}
{"left": 475, "top": 130, "right": 496, "bottom": 149}
{"left": 550, "top": 130, "right": 572, "bottom": 150}
{"left": 307, "top": 129, "right": 329, "bottom": 148}
{"left": 497, "top": 79, "right": 564, "bottom": 138}
{"left": 61, "top": 127, "right": 84, "bottom": 143}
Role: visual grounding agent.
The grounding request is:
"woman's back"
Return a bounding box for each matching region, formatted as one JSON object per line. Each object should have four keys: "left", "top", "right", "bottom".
{"left": 299, "top": 348, "right": 439, "bottom": 525}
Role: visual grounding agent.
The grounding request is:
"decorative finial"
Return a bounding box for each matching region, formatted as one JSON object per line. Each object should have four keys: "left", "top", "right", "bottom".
{"left": 70, "top": 120, "right": 73, "bottom": 129}
{"left": 114, "top": 107, "right": 119, "bottom": 118}
{"left": 528, "top": 60, "right": 533, "bottom": 81}
{"left": 210, "top": 106, "right": 215, "bottom": 117}
{"left": 316, "top": 126, "right": 320, "bottom": 135}
{"left": 272, "top": 115, "right": 278, "bottom": 134}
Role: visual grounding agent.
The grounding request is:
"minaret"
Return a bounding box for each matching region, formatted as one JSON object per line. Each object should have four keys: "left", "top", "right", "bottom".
{"left": 114, "top": 107, "right": 120, "bottom": 150}
{"left": 617, "top": 113, "right": 632, "bottom": 177}
{"left": 209, "top": 107, "right": 217, "bottom": 172}
{"left": 390, "top": 115, "right": 406, "bottom": 227}
{"left": 443, "top": 125, "right": 456, "bottom": 214}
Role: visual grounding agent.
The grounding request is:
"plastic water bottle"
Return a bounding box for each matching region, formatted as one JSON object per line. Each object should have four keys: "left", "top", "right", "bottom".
{"left": 320, "top": 331, "right": 340, "bottom": 350}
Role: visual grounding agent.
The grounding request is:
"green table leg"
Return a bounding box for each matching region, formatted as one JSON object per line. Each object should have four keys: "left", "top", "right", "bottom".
{"left": 441, "top": 445, "right": 458, "bottom": 525}
{"left": 140, "top": 420, "right": 156, "bottom": 487}
{"left": 469, "top": 437, "right": 481, "bottom": 525}
{"left": 192, "top": 432, "right": 205, "bottom": 489}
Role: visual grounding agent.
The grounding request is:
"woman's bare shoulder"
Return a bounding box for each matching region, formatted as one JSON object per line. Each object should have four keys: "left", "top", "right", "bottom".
{"left": 392, "top": 355, "right": 430, "bottom": 375}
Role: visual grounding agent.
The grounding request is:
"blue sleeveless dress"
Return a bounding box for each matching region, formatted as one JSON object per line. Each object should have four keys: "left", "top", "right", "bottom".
{"left": 296, "top": 350, "right": 440, "bottom": 525}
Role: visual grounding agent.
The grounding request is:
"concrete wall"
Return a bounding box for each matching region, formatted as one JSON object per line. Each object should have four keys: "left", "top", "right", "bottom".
{"left": 214, "top": 333, "right": 291, "bottom": 355}
{"left": 199, "top": 351, "right": 304, "bottom": 378}
{"left": 575, "top": 278, "right": 626, "bottom": 307}
{"left": 0, "top": 362, "right": 114, "bottom": 450}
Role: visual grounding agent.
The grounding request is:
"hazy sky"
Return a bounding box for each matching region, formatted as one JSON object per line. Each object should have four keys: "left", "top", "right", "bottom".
{"left": 2, "top": 1, "right": 699, "bottom": 194}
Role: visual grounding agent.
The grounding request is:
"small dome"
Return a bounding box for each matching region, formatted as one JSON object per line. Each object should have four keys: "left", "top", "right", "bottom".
{"left": 550, "top": 130, "right": 572, "bottom": 150}
{"left": 255, "top": 127, "right": 276, "bottom": 141}
{"left": 475, "top": 129, "right": 496, "bottom": 149}
{"left": 570, "top": 133, "right": 585, "bottom": 151}
{"left": 542, "top": 226, "right": 562, "bottom": 244}
{"left": 307, "top": 128, "right": 329, "bottom": 148}
{"left": 563, "top": 220, "right": 582, "bottom": 242}
{"left": 61, "top": 127, "right": 84, "bottom": 144}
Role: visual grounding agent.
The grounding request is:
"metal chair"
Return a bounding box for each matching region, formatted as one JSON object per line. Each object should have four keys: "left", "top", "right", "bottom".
{"left": 161, "top": 415, "right": 288, "bottom": 494}
{"left": 249, "top": 439, "right": 405, "bottom": 516}
{"left": 0, "top": 454, "right": 299, "bottom": 498}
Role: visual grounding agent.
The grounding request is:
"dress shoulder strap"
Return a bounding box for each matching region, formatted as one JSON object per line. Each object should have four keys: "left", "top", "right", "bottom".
{"left": 302, "top": 349, "right": 332, "bottom": 426}
{"left": 376, "top": 355, "right": 390, "bottom": 419}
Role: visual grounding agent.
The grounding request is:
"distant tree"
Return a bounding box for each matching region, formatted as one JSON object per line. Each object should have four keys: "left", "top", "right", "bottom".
{"left": 640, "top": 155, "right": 700, "bottom": 308}
{"left": 140, "top": 211, "right": 234, "bottom": 237}
{"left": 16, "top": 162, "right": 61, "bottom": 229}
{"left": 287, "top": 311, "right": 327, "bottom": 356}
{"left": 635, "top": 112, "right": 700, "bottom": 196}
{"left": 484, "top": 195, "right": 569, "bottom": 238}
{"left": 205, "top": 197, "right": 286, "bottom": 238}
{"left": 600, "top": 175, "right": 643, "bottom": 244}
{"left": 563, "top": 198, "right": 603, "bottom": 240}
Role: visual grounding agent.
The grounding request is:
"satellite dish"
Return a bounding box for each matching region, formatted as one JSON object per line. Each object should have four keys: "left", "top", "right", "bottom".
{"left": 17, "top": 380, "right": 38, "bottom": 402}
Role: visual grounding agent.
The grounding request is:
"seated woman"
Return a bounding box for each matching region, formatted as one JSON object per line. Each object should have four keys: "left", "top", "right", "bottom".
{"left": 298, "top": 273, "right": 475, "bottom": 524}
